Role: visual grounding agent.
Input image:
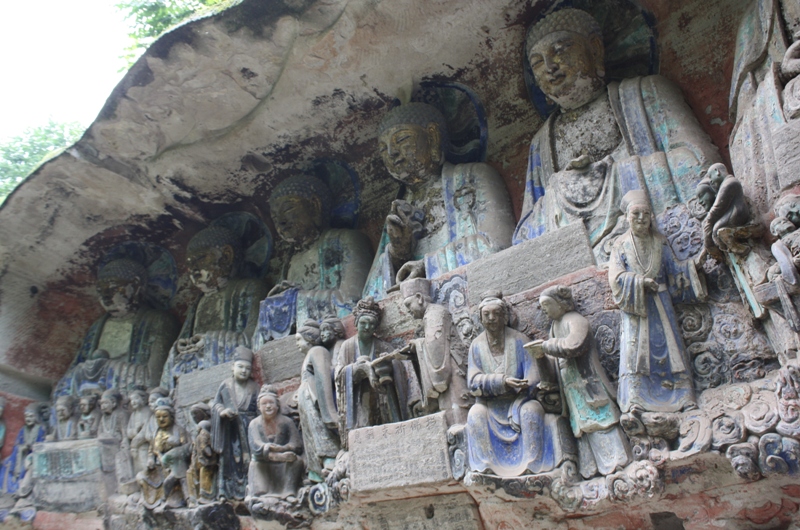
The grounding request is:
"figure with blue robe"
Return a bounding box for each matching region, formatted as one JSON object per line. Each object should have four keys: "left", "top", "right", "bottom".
{"left": 362, "top": 102, "right": 515, "bottom": 300}
{"left": 252, "top": 175, "right": 372, "bottom": 348}
{"left": 513, "top": 8, "right": 720, "bottom": 264}
{"left": 466, "top": 294, "right": 574, "bottom": 477}
{"left": 610, "top": 191, "right": 707, "bottom": 414}
{"left": 0, "top": 405, "right": 46, "bottom": 495}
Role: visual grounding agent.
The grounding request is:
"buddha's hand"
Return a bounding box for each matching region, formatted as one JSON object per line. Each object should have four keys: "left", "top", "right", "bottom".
{"left": 177, "top": 334, "right": 204, "bottom": 355}
{"left": 396, "top": 260, "right": 425, "bottom": 283}
{"left": 782, "top": 39, "right": 800, "bottom": 82}
{"left": 504, "top": 377, "right": 530, "bottom": 392}
{"left": 386, "top": 200, "right": 422, "bottom": 262}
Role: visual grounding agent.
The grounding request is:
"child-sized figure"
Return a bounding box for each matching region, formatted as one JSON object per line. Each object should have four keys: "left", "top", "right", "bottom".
{"left": 187, "top": 419, "right": 217, "bottom": 505}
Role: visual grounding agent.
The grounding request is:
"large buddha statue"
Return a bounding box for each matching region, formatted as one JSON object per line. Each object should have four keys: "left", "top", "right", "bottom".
{"left": 253, "top": 175, "right": 373, "bottom": 346}
{"left": 362, "top": 102, "right": 515, "bottom": 299}
{"left": 163, "top": 214, "right": 270, "bottom": 386}
{"left": 55, "top": 249, "right": 180, "bottom": 395}
{"left": 513, "top": 8, "right": 720, "bottom": 263}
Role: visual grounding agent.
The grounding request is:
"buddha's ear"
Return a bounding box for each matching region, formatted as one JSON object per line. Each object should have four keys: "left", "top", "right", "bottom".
{"left": 426, "top": 122, "right": 443, "bottom": 164}
{"left": 309, "top": 196, "right": 324, "bottom": 229}
{"left": 589, "top": 34, "right": 606, "bottom": 79}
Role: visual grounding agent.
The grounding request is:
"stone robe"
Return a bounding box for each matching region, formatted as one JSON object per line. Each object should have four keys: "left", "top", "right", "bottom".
{"left": 211, "top": 377, "right": 259, "bottom": 500}
{"left": 363, "top": 162, "right": 514, "bottom": 299}
{"left": 610, "top": 231, "right": 706, "bottom": 413}
{"left": 253, "top": 229, "right": 372, "bottom": 347}
{"left": 513, "top": 76, "right": 720, "bottom": 261}
{"left": 247, "top": 414, "right": 304, "bottom": 500}
{"left": 0, "top": 424, "right": 46, "bottom": 495}
{"left": 297, "top": 344, "right": 340, "bottom": 478}
{"left": 163, "top": 278, "right": 268, "bottom": 386}
{"left": 137, "top": 423, "right": 189, "bottom": 509}
{"left": 55, "top": 306, "right": 179, "bottom": 396}
{"left": 543, "top": 311, "right": 630, "bottom": 477}
{"left": 466, "top": 327, "right": 573, "bottom": 477}
{"left": 335, "top": 336, "right": 422, "bottom": 446}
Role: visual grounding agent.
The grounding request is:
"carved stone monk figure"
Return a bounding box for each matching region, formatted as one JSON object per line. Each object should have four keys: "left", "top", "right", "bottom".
{"left": 253, "top": 175, "right": 372, "bottom": 346}
{"left": 514, "top": 8, "right": 720, "bottom": 263}
{"left": 49, "top": 395, "right": 77, "bottom": 442}
{"left": 400, "top": 278, "right": 470, "bottom": 424}
{"left": 363, "top": 102, "right": 515, "bottom": 299}
{"left": 97, "top": 389, "right": 128, "bottom": 441}
{"left": 0, "top": 404, "right": 46, "bottom": 495}
{"left": 211, "top": 346, "right": 259, "bottom": 500}
{"left": 55, "top": 256, "right": 180, "bottom": 395}
{"left": 77, "top": 392, "right": 102, "bottom": 439}
{"left": 163, "top": 219, "right": 269, "bottom": 386}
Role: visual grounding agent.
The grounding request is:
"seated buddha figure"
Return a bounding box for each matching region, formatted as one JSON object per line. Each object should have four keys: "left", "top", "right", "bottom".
{"left": 363, "top": 102, "right": 516, "bottom": 299}
{"left": 163, "top": 221, "right": 270, "bottom": 386}
{"left": 253, "top": 175, "right": 373, "bottom": 346}
{"left": 513, "top": 8, "right": 721, "bottom": 264}
{"left": 54, "top": 256, "right": 180, "bottom": 395}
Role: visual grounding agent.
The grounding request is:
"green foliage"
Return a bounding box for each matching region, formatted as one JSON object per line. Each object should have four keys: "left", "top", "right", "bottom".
{"left": 117, "top": 0, "right": 226, "bottom": 67}
{"left": 0, "top": 120, "right": 85, "bottom": 203}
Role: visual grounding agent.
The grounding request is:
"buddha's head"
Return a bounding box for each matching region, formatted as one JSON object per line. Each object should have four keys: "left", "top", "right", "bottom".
{"left": 269, "top": 175, "right": 332, "bottom": 248}
{"left": 526, "top": 9, "right": 606, "bottom": 110}
{"left": 378, "top": 102, "right": 449, "bottom": 187}
{"left": 354, "top": 296, "right": 381, "bottom": 341}
{"left": 97, "top": 259, "right": 147, "bottom": 318}
{"left": 186, "top": 226, "right": 241, "bottom": 294}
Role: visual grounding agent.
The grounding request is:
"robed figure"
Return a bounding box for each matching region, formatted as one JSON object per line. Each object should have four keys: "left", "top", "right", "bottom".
{"left": 211, "top": 347, "right": 260, "bottom": 500}
{"left": 466, "top": 295, "right": 573, "bottom": 477}
{"left": 610, "top": 191, "right": 706, "bottom": 414}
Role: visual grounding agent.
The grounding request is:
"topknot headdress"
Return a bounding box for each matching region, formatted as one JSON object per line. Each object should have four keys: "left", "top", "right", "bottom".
{"left": 379, "top": 102, "right": 450, "bottom": 151}
{"left": 526, "top": 8, "right": 602, "bottom": 57}
{"left": 269, "top": 175, "right": 333, "bottom": 228}
{"left": 354, "top": 296, "right": 382, "bottom": 324}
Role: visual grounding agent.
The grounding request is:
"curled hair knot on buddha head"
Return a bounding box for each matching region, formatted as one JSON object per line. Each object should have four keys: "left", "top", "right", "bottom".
{"left": 526, "top": 8, "right": 603, "bottom": 57}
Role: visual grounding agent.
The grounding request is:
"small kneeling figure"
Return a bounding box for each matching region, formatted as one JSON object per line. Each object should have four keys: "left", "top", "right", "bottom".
{"left": 246, "top": 385, "right": 304, "bottom": 514}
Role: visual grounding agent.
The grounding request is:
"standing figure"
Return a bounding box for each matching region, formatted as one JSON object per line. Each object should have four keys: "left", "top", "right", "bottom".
{"left": 363, "top": 102, "right": 515, "bottom": 299}
{"left": 465, "top": 294, "right": 571, "bottom": 477}
{"left": 124, "top": 389, "right": 152, "bottom": 476}
{"left": 253, "top": 176, "right": 373, "bottom": 346}
{"left": 187, "top": 419, "right": 217, "bottom": 505}
{"left": 77, "top": 392, "right": 102, "bottom": 439}
{"left": 136, "top": 399, "right": 190, "bottom": 509}
{"left": 296, "top": 321, "right": 340, "bottom": 479}
{"left": 400, "top": 278, "right": 470, "bottom": 424}
{"left": 514, "top": 8, "right": 720, "bottom": 263}
{"left": 246, "top": 385, "right": 304, "bottom": 514}
{"left": 130, "top": 387, "right": 169, "bottom": 475}
{"left": 0, "top": 404, "right": 46, "bottom": 495}
{"left": 211, "top": 346, "right": 259, "bottom": 501}
{"left": 162, "top": 213, "right": 270, "bottom": 386}
{"left": 97, "top": 389, "right": 128, "bottom": 441}
{"left": 532, "top": 285, "right": 631, "bottom": 478}
{"left": 320, "top": 316, "right": 346, "bottom": 368}
{"left": 335, "top": 297, "right": 421, "bottom": 447}
{"left": 609, "top": 191, "right": 707, "bottom": 414}
{"left": 49, "top": 395, "right": 78, "bottom": 442}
